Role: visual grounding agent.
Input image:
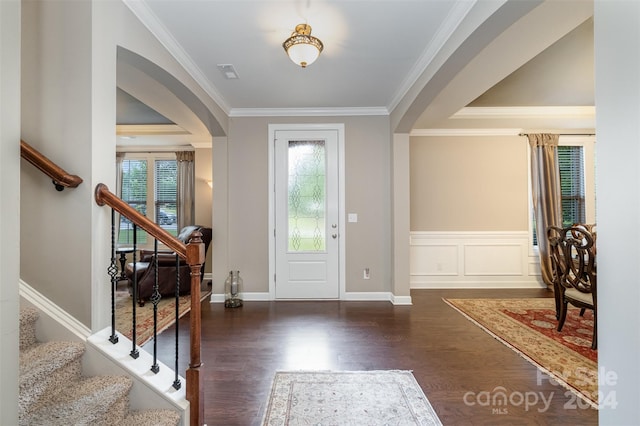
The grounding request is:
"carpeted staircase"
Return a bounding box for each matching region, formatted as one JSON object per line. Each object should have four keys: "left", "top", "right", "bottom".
{"left": 19, "top": 306, "right": 181, "bottom": 426}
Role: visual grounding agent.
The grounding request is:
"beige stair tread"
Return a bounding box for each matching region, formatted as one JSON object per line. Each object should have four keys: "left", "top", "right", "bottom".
{"left": 20, "top": 375, "right": 133, "bottom": 426}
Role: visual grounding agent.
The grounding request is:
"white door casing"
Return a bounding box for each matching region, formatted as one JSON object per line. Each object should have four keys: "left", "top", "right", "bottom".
{"left": 269, "top": 124, "right": 345, "bottom": 299}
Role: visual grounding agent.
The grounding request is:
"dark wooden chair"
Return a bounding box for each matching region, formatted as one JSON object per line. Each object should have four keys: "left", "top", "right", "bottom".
{"left": 547, "top": 224, "right": 597, "bottom": 349}
{"left": 547, "top": 225, "right": 568, "bottom": 320}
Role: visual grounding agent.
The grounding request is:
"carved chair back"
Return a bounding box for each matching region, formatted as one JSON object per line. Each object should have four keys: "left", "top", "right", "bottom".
{"left": 548, "top": 224, "right": 597, "bottom": 298}
{"left": 563, "top": 225, "right": 596, "bottom": 296}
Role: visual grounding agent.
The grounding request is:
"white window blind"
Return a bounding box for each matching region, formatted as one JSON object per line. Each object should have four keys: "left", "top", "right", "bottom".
{"left": 558, "top": 145, "right": 585, "bottom": 227}
{"left": 155, "top": 160, "right": 177, "bottom": 229}
{"left": 120, "top": 159, "right": 148, "bottom": 244}
{"left": 118, "top": 154, "right": 178, "bottom": 246}
{"left": 532, "top": 145, "right": 586, "bottom": 246}
{"left": 121, "top": 159, "right": 147, "bottom": 214}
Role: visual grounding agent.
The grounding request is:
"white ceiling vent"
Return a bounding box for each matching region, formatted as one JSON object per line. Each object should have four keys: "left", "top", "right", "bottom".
{"left": 217, "top": 64, "right": 239, "bottom": 79}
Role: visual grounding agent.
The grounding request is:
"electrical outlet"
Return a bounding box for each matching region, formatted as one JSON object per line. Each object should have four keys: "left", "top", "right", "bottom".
{"left": 363, "top": 268, "right": 370, "bottom": 279}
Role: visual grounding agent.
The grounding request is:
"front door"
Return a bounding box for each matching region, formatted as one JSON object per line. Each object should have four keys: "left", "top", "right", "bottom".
{"left": 273, "top": 128, "right": 340, "bottom": 299}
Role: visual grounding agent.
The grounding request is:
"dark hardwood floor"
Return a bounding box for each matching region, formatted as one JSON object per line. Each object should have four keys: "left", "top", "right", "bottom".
{"left": 151, "top": 288, "right": 598, "bottom": 425}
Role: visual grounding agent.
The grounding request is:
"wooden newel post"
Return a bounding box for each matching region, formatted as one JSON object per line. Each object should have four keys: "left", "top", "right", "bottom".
{"left": 186, "top": 231, "right": 205, "bottom": 426}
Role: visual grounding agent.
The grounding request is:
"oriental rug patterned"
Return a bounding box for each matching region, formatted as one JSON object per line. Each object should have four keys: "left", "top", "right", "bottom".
{"left": 444, "top": 298, "right": 598, "bottom": 408}
{"left": 261, "top": 370, "right": 442, "bottom": 426}
{"left": 115, "top": 290, "right": 210, "bottom": 346}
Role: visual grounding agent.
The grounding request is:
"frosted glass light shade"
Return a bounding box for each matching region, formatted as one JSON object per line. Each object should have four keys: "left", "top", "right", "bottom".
{"left": 283, "top": 24, "right": 323, "bottom": 68}
{"left": 287, "top": 43, "right": 320, "bottom": 68}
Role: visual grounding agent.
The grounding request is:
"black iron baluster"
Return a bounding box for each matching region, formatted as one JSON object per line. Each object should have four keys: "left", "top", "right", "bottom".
{"left": 130, "top": 224, "right": 139, "bottom": 359}
{"left": 150, "top": 238, "right": 161, "bottom": 374}
{"left": 108, "top": 208, "right": 119, "bottom": 344}
{"left": 173, "top": 252, "right": 182, "bottom": 390}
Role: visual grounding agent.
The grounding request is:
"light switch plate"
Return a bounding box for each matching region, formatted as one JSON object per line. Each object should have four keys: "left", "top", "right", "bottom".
{"left": 348, "top": 213, "right": 358, "bottom": 223}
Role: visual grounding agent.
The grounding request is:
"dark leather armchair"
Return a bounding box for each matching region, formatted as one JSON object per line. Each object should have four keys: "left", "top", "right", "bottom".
{"left": 125, "top": 225, "right": 212, "bottom": 306}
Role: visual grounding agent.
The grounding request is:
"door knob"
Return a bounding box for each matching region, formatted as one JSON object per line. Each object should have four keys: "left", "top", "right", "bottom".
{"left": 332, "top": 233, "right": 338, "bottom": 239}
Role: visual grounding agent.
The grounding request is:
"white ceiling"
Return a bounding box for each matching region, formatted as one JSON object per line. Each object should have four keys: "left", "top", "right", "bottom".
{"left": 129, "top": 0, "right": 462, "bottom": 112}
{"left": 117, "top": 0, "right": 595, "bottom": 144}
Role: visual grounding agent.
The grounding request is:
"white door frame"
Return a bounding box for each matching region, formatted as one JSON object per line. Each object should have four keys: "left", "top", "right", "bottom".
{"left": 268, "top": 123, "right": 346, "bottom": 300}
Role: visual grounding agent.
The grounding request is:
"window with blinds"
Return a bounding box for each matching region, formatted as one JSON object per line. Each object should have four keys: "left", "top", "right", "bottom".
{"left": 118, "top": 154, "right": 178, "bottom": 246}
{"left": 558, "top": 145, "right": 585, "bottom": 227}
{"left": 120, "top": 159, "right": 148, "bottom": 245}
{"left": 155, "top": 160, "right": 177, "bottom": 229}
{"left": 532, "top": 145, "right": 586, "bottom": 246}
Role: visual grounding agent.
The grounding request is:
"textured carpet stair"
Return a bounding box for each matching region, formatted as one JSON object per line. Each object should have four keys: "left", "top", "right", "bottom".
{"left": 20, "top": 374, "right": 133, "bottom": 426}
{"left": 19, "top": 340, "right": 86, "bottom": 419}
{"left": 19, "top": 306, "right": 39, "bottom": 350}
{"left": 19, "top": 306, "right": 180, "bottom": 425}
{"left": 123, "top": 409, "right": 182, "bottom": 425}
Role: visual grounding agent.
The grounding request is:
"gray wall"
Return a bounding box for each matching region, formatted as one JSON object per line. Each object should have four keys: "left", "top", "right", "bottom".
{"left": 410, "top": 135, "right": 529, "bottom": 232}
{"left": 594, "top": 1, "right": 640, "bottom": 422}
{"left": 1, "top": 0, "right": 22, "bottom": 423}
{"left": 194, "top": 147, "right": 213, "bottom": 274}
{"left": 21, "top": 0, "right": 97, "bottom": 326}
{"left": 218, "top": 115, "right": 392, "bottom": 294}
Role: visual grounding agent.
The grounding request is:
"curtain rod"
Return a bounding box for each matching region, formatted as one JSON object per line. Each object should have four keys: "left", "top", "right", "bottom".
{"left": 519, "top": 133, "right": 595, "bottom": 136}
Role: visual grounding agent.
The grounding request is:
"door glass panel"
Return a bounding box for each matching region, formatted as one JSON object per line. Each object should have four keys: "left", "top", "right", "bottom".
{"left": 288, "top": 140, "right": 326, "bottom": 252}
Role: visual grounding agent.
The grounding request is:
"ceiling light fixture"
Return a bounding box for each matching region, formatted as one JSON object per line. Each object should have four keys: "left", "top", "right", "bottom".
{"left": 282, "top": 24, "right": 323, "bottom": 68}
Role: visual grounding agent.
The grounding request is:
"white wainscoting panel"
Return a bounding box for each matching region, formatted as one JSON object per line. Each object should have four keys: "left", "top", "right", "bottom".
{"left": 410, "top": 231, "right": 544, "bottom": 289}
{"left": 464, "top": 244, "right": 522, "bottom": 276}
{"left": 410, "top": 244, "right": 458, "bottom": 275}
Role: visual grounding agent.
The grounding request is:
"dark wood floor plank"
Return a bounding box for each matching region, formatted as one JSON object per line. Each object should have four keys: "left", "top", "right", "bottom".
{"left": 150, "top": 288, "right": 598, "bottom": 425}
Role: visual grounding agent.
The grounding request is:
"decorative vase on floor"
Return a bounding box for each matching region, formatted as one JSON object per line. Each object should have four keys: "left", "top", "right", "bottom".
{"left": 224, "top": 270, "right": 243, "bottom": 308}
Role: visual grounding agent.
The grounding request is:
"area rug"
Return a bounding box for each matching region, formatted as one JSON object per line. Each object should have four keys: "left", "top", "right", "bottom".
{"left": 115, "top": 290, "right": 210, "bottom": 346}
{"left": 444, "top": 298, "right": 598, "bottom": 408}
{"left": 261, "top": 370, "right": 442, "bottom": 426}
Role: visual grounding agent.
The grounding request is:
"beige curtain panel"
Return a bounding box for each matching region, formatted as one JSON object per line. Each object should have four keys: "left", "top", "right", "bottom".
{"left": 176, "top": 150, "right": 195, "bottom": 230}
{"left": 528, "top": 133, "right": 563, "bottom": 288}
{"left": 115, "top": 152, "right": 125, "bottom": 243}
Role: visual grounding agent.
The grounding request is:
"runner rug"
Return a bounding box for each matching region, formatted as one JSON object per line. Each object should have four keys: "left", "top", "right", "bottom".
{"left": 261, "top": 370, "right": 442, "bottom": 425}
{"left": 115, "top": 290, "right": 211, "bottom": 346}
{"left": 443, "top": 298, "right": 598, "bottom": 408}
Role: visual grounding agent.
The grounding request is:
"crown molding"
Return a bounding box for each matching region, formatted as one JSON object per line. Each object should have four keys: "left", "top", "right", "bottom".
{"left": 123, "top": 0, "right": 231, "bottom": 114}
{"left": 116, "top": 124, "right": 188, "bottom": 136}
{"left": 411, "top": 128, "right": 596, "bottom": 137}
{"left": 229, "top": 107, "right": 389, "bottom": 118}
{"left": 388, "top": 0, "right": 477, "bottom": 112}
{"left": 411, "top": 128, "right": 522, "bottom": 137}
{"left": 452, "top": 106, "right": 596, "bottom": 119}
{"left": 190, "top": 142, "right": 213, "bottom": 149}
{"left": 115, "top": 145, "right": 194, "bottom": 153}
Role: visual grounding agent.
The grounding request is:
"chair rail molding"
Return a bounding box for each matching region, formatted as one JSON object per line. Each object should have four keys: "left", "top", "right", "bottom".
{"left": 410, "top": 231, "right": 545, "bottom": 289}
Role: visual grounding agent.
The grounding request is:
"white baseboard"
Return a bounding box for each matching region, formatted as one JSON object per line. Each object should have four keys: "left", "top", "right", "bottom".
{"left": 209, "top": 292, "right": 271, "bottom": 303}
{"left": 343, "top": 291, "right": 412, "bottom": 305}
{"left": 209, "top": 292, "right": 411, "bottom": 304}
{"left": 19, "top": 280, "right": 91, "bottom": 343}
{"left": 391, "top": 295, "right": 413, "bottom": 305}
